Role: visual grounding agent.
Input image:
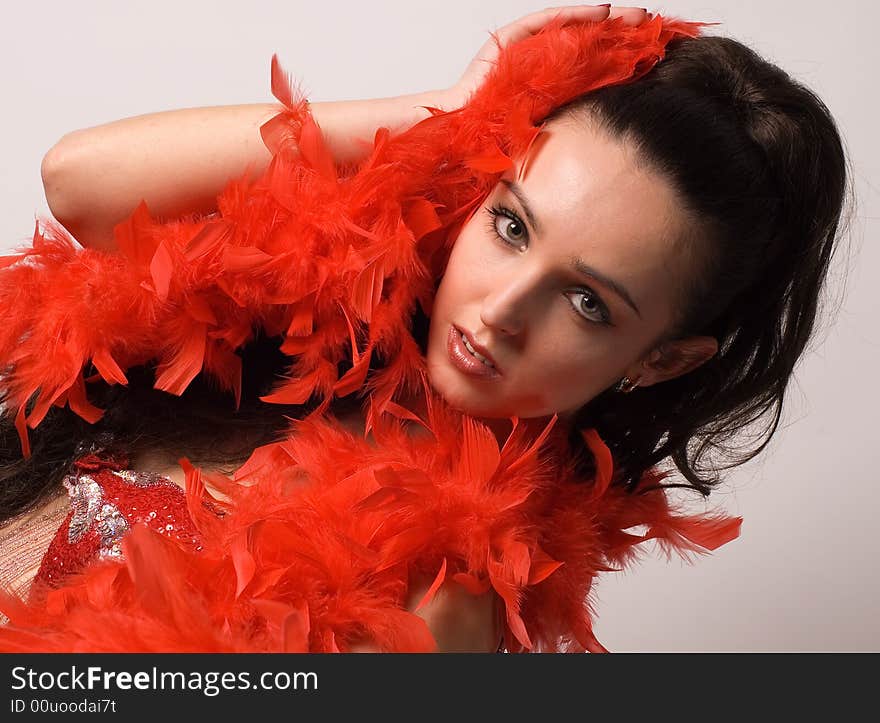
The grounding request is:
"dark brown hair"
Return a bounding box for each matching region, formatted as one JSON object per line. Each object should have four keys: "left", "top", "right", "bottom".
{"left": 561, "top": 34, "right": 853, "bottom": 495}
{"left": 0, "top": 33, "right": 854, "bottom": 523}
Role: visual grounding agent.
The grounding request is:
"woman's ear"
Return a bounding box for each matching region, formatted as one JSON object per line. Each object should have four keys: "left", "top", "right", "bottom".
{"left": 635, "top": 336, "right": 718, "bottom": 388}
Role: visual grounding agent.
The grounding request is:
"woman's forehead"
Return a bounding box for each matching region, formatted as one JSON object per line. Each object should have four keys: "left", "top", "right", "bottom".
{"left": 505, "top": 120, "right": 690, "bottom": 273}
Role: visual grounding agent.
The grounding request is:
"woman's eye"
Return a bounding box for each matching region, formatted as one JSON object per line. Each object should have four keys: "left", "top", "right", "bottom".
{"left": 565, "top": 290, "right": 611, "bottom": 325}
{"left": 486, "top": 205, "right": 528, "bottom": 250}
{"left": 483, "top": 205, "right": 611, "bottom": 326}
{"left": 499, "top": 217, "right": 526, "bottom": 244}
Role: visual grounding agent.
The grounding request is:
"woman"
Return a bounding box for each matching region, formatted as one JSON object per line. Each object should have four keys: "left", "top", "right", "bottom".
{"left": 0, "top": 6, "right": 851, "bottom": 652}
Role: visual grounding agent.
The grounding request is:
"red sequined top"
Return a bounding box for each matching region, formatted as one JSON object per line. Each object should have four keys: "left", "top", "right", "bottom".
{"left": 33, "top": 449, "right": 202, "bottom": 590}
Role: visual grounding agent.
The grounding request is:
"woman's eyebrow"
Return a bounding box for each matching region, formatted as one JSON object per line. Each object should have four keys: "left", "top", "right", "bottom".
{"left": 569, "top": 257, "right": 642, "bottom": 319}
{"left": 501, "top": 179, "right": 642, "bottom": 320}
{"left": 500, "top": 179, "right": 543, "bottom": 235}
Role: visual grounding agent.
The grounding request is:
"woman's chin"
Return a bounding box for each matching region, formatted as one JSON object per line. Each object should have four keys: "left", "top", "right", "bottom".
{"left": 436, "top": 385, "right": 561, "bottom": 422}
{"left": 440, "top": 391, "right": 495, "bottom": 417}
{"left": 432, "top": 384, "right": 559, "bottom": 423}
{"left": 427, "top": 374, "right": 503, "bottom": 418}
{"left": 427, "top": 359, "right": 535, "bottom": 419}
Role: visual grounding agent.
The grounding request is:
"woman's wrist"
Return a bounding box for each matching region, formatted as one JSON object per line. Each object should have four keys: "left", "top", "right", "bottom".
{"left": 305, "top": 88, "right": 450, "bottom": 165}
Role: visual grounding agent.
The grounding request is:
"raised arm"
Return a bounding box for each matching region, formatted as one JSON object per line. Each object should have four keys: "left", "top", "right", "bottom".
{"left": 40, "top": 5, "right": 648, "bottom": 254}
{"left": 40, "top": 95, "right": 444, "bottom": 253}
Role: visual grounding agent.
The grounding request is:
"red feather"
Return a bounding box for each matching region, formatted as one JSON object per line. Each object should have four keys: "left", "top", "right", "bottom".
{"left": 413, "top": 558, "right": 448, "bottom": 612}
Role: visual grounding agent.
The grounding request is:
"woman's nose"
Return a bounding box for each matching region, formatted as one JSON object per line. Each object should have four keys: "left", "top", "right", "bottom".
{"left": 479, "top": 275, "right": 535, "bottom": 337}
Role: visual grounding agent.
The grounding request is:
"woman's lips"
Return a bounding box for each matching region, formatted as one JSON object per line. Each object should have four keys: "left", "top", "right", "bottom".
{"left": 447, "top": 325, "right": 502, "bottom": 379}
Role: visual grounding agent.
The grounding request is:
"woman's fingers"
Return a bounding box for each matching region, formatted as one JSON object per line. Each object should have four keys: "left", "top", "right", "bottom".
{"left": 607, "top": 6, "right": 651, "bottom": 25}
{"left": 494, "top": 5, "right": 650, "bottom": 46}
{"left": 492, "top": 5, "right": 611, "bottom": 46}
{"left": 442, "top": 5, "right": 653, "bottom": 110}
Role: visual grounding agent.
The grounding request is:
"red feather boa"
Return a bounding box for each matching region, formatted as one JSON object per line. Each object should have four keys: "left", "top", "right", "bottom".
{"left": 0, "top": 14, "right": 740, "bottom": 652}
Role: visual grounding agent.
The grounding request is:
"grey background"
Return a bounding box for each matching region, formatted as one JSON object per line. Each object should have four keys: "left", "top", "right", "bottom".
{"left": 2, "top": 1, "right": 876, "bottom": 651}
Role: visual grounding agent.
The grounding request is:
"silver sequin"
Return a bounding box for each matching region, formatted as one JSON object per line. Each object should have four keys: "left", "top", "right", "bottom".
{"left": 111, "top": 469, "right": 176, "bottom": 488}
{"left": 63, "top": 467, "right": 176, "bottom": 555}
{"left": 64, "top": 474, "right": 103, "bottom": 544}
{"left": 95, "top": 503, "right": 129, "bottom": 560}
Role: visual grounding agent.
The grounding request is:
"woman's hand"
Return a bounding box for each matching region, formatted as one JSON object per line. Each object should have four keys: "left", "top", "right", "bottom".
{"left": 439, "top": 5, "right": 653, "bottom": 111}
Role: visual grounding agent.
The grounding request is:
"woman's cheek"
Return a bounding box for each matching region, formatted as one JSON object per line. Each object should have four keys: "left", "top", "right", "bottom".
{"left": 442, "top": 256, "right": 485, "bottom": 310}
{"left": 457, "top": 227, "right": 503, "bottom": 268}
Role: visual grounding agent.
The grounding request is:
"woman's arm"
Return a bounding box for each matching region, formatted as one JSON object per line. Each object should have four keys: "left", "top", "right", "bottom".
{"left": 40, "top": 6, "right": 648, "bottom": 254}
{"left": 40, "top": 94, "right": 444, "bottom": 253}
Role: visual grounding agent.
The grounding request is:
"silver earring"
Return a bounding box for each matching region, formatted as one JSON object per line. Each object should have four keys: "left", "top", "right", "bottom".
{"left": 615, "top": 376, "right": 641, "bottom": 393}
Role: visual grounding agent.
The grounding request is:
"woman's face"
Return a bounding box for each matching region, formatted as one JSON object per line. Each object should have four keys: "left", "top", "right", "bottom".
{"left": 425, "top": 117, "right": 696, "bottom": 420}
